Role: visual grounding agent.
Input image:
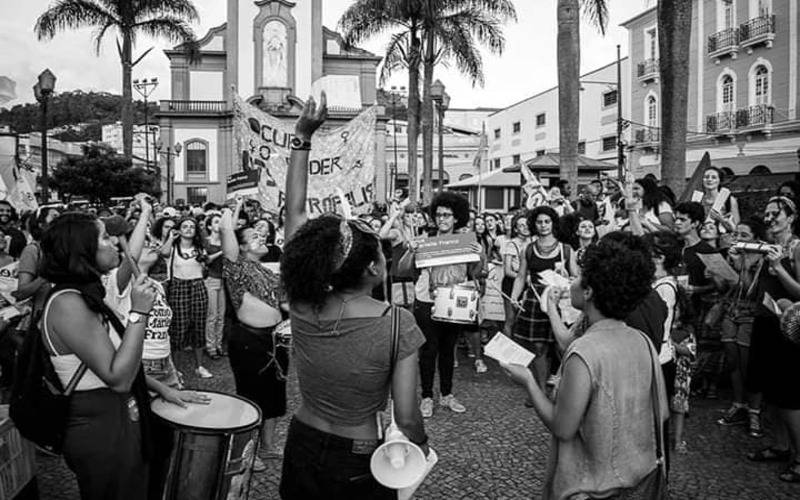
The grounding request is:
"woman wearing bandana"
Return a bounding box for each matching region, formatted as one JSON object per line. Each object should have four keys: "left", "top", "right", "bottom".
{"left": 279, "top": 94, "right": 429, "bottom": 499}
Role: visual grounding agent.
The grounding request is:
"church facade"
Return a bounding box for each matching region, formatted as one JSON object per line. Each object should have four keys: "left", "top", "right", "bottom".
{"left": 157, "top": 0, "right": 385, "bottom": 206}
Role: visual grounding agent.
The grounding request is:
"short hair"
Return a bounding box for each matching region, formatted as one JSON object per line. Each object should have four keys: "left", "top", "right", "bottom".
{"left": 738, "top": 216, "right": 766, "bottom": 241}
{"left": 204, "top": 212, "right": 221, "bottom": 231}
{"left": 281, "top": 215, "right": 381, "bottom": 309}
{"left": 674, "top": 201, "right": 705, "bottom": 225}
{"left": 527, "top": 206, "right": 559, "bottom": 237}
{"left": 509, "top": 211, "right": 529, "bottom": 239}
{"left": 40, "top": 212, "right": 102, "bottom": 284}
{"left": 643, "top": 230, "right": 682, "bottom": 273}
{"left": 0, "top": 201, "right": 18, "bottom": 221}
{"left": 581, "top": 232, "right": 655, "bottom": 319}
{"left": 430, "top": 192, "right": 470, "bottom": 230}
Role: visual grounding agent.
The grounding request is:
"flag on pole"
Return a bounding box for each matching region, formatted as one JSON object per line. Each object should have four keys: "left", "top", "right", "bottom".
{"left": 679, "top": 152, "right": 711, "bottom": 202}
{"left": 472, "top": 130, "right": 487, "bottom": 169}
{"left": 520, "top": 163, "right": 549, "bottom": 209}
{"left": 0, "top": 77, "right": 16, "bottom": 105}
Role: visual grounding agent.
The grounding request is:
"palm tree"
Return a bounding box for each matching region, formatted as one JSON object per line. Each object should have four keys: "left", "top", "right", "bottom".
{"left": 658, "top": 0, "right": 692, "bottom": 197}
{"left": 418, "top": 0, "right": 516, "bottom": 203}
{"left": 35, "top": 0, "right": 198, "bottom": 159}
{"left": 557, "top": 0, "right": 608, "bottom": 199}
{"left": 340, "top": 0, "right": 424, "bottom": 203}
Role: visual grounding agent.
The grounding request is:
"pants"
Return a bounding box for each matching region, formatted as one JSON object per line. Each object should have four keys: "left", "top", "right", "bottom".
{"left": 228, "top": 321, "right": 288, "bottom": 419}
{"left": 280, "top": 418, "right": 394, "bottom": 500}
{"left": 63, "top": 389, "right": 148, "bottom": 500}
{"left": 167, "top": 278, "right": 208, "bottom": 350}
{"left": 415, "top": 301, "right": 460, "bottom": 399}
{"left": 204, "top": 277, "right": 226, "bottom": 353}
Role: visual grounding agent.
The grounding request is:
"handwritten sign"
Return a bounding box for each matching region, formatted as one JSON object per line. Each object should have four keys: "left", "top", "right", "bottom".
{"left": 415, "top": 233, "right": 480, "bottom": 268}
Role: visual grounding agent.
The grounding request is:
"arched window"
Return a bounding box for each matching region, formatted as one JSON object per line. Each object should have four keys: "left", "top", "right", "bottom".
{"left": 458, "top": 173, "right": 473, "bottom": 181}
{"left": 721, "top": 75, "right": 735, "bottom": 111}
{"left": 754, "top": 65, "right": 770, "bottom": 105}
{"left": 646, "top": 95, "right": 658, "bottom": 128}
{"left": 185, "top": 140, "right": 208, "bottom": 175}
{"left": 749, "top": 165, "right": 771, "bottom": 175}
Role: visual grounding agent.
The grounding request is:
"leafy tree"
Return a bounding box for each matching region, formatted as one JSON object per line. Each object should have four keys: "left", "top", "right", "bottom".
{"left": 51, "top": 144, "right": 161, "bottom": 203}
{"left": 34, "top": 0, "right": 198, "bottom": 158}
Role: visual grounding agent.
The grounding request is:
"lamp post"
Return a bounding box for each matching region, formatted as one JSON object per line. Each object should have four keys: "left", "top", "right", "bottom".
{"left": 133, "top": 78, "right": 159, "bottom": 170}
{"left": 389, "top": 86, "right": 407, "bottom": 199}
{"left": 430, "top": 80, "right": 449, "bottom": 192}
{"left": 157, "top": 139, "right": 182, "bottom": 205}
{"left": 33, "top": 69, "right": 56, "bottom": 203}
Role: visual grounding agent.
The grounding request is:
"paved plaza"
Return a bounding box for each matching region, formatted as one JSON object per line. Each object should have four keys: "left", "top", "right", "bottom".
{"left": 35, "top": 348, "right": 799, "bottom": 500}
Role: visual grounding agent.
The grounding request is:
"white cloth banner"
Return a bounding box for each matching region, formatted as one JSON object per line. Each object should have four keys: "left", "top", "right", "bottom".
{"left": 233, "top": 93, "right": 377, "bottom": 216}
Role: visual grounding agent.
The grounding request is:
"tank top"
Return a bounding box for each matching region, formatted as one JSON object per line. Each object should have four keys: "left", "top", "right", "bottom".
{"left": 170, "top": 245, "right": 205, "bottom": 280}
{"left": 43, "top": 289, "right": 122, "bottom": 391}
{"left": 142, "top": 282, "right": 172, "bottom": 360}
{"left": 526, "top": 240, "right": 568, "bottom": 287}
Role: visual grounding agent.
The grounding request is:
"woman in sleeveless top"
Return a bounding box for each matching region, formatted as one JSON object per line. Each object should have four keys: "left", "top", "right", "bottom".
{"left": 511, "top": 205, "right": 571, "bottom": 390}
{"left": 280, "top": 95, "right": 429, "bottom": 499}
{"left": 700, "top": 166, "right": 740, "bottom": 233}
{"left": 502, "top": 212, "right": 530, "bottom": 336}
{"left": 745, "top": 196, "right": 800, "bottom": 483}
{"left": 503, "top": 233, "right": 669, "bottom": 500}
{"left": 203, "top": 213, "right": 225, "bottom": 359}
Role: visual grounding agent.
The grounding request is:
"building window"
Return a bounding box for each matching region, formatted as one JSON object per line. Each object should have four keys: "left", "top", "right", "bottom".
{"left": 536, "top": 149, "right": 546, "bottom": 157}
{"left": 494, "top": 128, "right": 501, "bottom": 139}
{"left": 187, "top": 187, "right": 208, "bottom": 205}
{"left": 602, "top": 90, "right": 618, "bottom": 108}
{"left": 721, "top": 74, "right": 735, "bottom": 111}
{"left": 536, "top": 113, "right": 546, "bottom": 127}
{"left": 512, "top": 122, "right": 521, "bottom": 134}
{"left": 753, "top": 65, "right": 770, "bottom": 105}
{"left": 577, "top": 141, "right": 586, "bottom": 155}
{"left": 485, "top": 188, "right": 504, "bottom": 210}
{"left": 754, "top": 0, "right": 771, "bottom": 17}
{"left": 645, "top": 27, "right": 658, "bottom": 60}
{"left": 721, "top": 0, "right": 735, "bottom": 29}
{"left": 493, "top": 158, "right": 501, "bottom": 170}
{"left": 512, "top": 154, "right": 521, "bottom": 165}
{"left": 602, "top": 136, "right": 617, "bottom": 152}
{"left": 646, "top": 95, "right": 658, "bottom": 128}
{"left": 185, "top": 140, "right": 208, "bottom": 175}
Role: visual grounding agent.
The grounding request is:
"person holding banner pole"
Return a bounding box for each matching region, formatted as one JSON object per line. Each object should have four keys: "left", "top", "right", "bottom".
{"left": 280, "top": 94, "right": 430, "bottom": 499}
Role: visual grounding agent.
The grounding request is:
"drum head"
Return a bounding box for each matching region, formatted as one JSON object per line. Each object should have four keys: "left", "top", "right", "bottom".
{"left": 151, "top": 391, "right": 261, "bottom": 431}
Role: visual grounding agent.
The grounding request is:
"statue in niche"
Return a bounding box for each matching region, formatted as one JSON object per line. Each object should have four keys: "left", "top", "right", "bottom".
{"left": 263, "top": 20, "right": 288, "bottom": 87}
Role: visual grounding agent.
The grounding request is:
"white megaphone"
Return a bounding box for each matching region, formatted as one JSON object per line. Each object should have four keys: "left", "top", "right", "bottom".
{"left": 370, "top": 423, "right": 427, "bottom": 489}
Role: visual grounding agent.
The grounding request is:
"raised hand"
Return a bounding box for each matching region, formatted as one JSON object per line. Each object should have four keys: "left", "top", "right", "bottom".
{"left": 294, "top": 92, "right": 328, "bottom": 141}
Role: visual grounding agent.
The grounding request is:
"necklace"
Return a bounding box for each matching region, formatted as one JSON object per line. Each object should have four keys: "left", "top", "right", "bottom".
{"left": 330, "top": 293, "right": 371, "bottom": 336}
{"left": 535, "top": 238, "right": 559, "bottom": 256}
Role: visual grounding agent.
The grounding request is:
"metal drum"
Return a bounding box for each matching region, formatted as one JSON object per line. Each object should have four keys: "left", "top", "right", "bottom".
{"left": 431, "top": 284, "right": 479, "bottom": 324}
{"left": 150, "top": 391, "right": 262, "bottom": 500}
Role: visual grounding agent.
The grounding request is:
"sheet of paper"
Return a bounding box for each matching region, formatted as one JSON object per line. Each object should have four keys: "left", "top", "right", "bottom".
{"left": 711, "top": 188, "right": 730, "bottom": 213}
{"left": 762, "top": 292, "right": 782, "bottom": 317}
{"left": 483, "top": 332, "right": 536, "bottom": 367}
{"left": 696, "top": 252, "right": 739, "bottom": 284}
{"left": 538, "top": 270, "right": 570, "bottom": 289}
{"left": 691, "top": 190, "right": 703, "bottom": 202}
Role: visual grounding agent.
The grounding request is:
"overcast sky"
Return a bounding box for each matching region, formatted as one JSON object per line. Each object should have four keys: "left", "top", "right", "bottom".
{"left": 0, "top": 0, "right": 654, "bottom": 109}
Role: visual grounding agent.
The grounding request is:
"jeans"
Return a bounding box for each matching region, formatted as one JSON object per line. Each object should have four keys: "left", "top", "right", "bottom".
{"left": 279, "top": 418, "right": 394, "bottom": 500}
{"left": 204, "top": 277, "right": 225, "bottom": 353}
{"left": 414, "top": 301, "right": 460, "bottom": 399}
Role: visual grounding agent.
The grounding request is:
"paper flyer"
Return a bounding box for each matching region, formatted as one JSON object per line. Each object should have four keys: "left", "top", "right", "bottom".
{"left": 696, "top": 252, "right": 739, "bottom": 284}
{"left": 484, "top": 332, "right": 536, "bottom": 367}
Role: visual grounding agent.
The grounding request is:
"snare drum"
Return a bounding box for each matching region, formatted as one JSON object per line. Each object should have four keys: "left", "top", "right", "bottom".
{"left": 150, "top": 391, "right": 262, "bottom": 500}
{"left": 431, "top": 284, "right": 479, "bottom": 324}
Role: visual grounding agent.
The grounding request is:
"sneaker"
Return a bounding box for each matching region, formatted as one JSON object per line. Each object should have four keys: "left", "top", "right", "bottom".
{"left": 475, "top": 359, "right": 488, "bottom": 374}
{"left": 439, "top": 394, "right": 466, "bottom": 413}
{"left": 717, "top": 404, "right": 748, "bottom": 426}
{"left": 420, "top": 397, "right": 434, "bottom": 418}
{"left": 195, "top": 366, "right": 213, "bottom": 379}
{"left": 251, "top": 456, "right": 267, "bottom": 473}
{"left": 748, "top": 410, "right": 764, "bottom": 438}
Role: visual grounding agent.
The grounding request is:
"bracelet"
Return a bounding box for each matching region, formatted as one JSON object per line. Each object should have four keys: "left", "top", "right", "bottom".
{"left": 130, "top": 310, "right": 151, "bottom": 316}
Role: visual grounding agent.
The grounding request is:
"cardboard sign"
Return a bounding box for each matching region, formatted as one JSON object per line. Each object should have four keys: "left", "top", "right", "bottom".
{"left": 414, "top": 233, "right": 480, "bottom": 268}
{"left": 480, "top": 263, "right": 506, "bottom": 322}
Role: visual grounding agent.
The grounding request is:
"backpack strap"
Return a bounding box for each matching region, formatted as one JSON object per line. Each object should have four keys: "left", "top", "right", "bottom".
{"left": 41, "top": 288, "right": 87, "bottom": 395}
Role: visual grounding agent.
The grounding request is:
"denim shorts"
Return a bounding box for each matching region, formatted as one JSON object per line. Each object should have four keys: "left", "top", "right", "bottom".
{"left": 279, "top": 417, "right": 394, "bottom": 500}
{"left": 142, "top": 356, "right": 182, "bottom": 389}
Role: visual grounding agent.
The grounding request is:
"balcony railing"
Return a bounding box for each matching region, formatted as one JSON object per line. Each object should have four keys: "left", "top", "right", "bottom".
{"left": 739, "top": 15, "right": 776, "bottom": 51}
{"left": 159, "top": 100, "right": 229, "bottom": 113}
{"left": 707, "top": 28, "right": 739, "bottom": 59}
{"left": 634, "top": 128, "right": 660, "bottom": 144}
{"left": 637, "top": 58, "right": 659, "bottom": 83}
{"left": 705, "top": 104, "right": 774, "bottom": 133}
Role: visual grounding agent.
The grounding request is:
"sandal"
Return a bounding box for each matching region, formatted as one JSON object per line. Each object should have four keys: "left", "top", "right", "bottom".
{"left": 779, "top": 461, "right": 800, "bottom": 483}
{"left": 747, "top": 447, "right": 792, "bottom": 462}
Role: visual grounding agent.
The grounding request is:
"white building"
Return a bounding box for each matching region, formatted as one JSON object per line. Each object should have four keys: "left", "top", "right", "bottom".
{"left": 101, "top": 122, "right": 159, "bottom": 168}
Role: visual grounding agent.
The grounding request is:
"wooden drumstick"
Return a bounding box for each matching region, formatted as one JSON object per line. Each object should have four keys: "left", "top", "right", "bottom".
{"left": 486, "top": 282, "right": 524, "bottom": 311}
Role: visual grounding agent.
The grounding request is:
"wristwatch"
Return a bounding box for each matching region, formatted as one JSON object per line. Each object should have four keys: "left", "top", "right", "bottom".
{"left": 129, "top": 312, "right": 149, "bottom": 324}
{"left": 290, "top": 137, "right": 312, "bottom": 151}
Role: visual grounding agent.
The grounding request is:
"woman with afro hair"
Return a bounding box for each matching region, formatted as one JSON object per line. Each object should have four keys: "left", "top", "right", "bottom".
{"left": 279, "top": 93, "right": 429, "bottom": 499}
{"left": 504, "top": 232, "right": 668, "bottom": 499}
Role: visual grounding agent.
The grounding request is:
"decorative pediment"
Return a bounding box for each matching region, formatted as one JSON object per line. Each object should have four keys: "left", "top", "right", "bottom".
{"left": 255, "top": 0, "right": 296, "bottom": 8}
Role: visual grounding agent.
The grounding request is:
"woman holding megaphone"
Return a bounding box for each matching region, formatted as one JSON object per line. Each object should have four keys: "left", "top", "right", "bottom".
{"left": 279, "top": 93, "right": 430, "bottom": 499}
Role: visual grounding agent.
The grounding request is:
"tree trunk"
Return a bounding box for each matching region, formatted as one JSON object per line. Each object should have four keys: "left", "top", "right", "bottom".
{"left": 121, "top": 31, "right": 134, "bottom": 159}
{"left": 406, "top": 26, "right": 422, "bottom": 204}
{"left": 421, "top": 29, "right": 435, "bottom": 204}
{"left": 557, "top": 0, "right": 580, "bottom": 199}
{"left": 658, "top": 0, "right": 692, "bottom": 197}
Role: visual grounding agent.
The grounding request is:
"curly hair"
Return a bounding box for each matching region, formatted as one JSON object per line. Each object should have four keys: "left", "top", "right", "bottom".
{"left": 556, "top": 212, "right": 580, "bottom": 249}
{"left": 635, "top": 177, "right": 672, "bottom": 213}
{"left": 176, "top": 216, "right": 204, "bottom": 250}
{"left": 281, "top": 215, "right": 381, "bottom": 309}
{"left": 643, "top": 230, "right": 682, "bottom": 273}
{"left": 674, "top": 201, "right": 705, "bottom": 225}
{"left": 527, "top": 206, "right": 559, "bottom": 237}
{"left": 152, "top": 216, "right": 175, "bottom": 241}
{"left": 430, "top": 192, "right": 470, "bottom": 230}
{"left": 580, "top": 232, "right": 655, "bottom": 319}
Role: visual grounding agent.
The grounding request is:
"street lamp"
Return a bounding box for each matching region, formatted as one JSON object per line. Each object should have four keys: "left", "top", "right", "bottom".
{"left": 388, "top": 86, "right": 407, "bottom": 199}
{"left": 157, "top": 139, "right": 182, "bottom": 205}
{"left": 431, "top": 80, "right": 450, "bottom": 191}
{"left": 133, "top": 78, "right": 159, "bottom": 170}
{"left": 33, "top": 69, "right": 56, "bottom": 203}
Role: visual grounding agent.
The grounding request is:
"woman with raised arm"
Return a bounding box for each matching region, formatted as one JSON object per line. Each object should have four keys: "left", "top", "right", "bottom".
{"left": 280, "top": 94, "right": 429, "bottom": 499}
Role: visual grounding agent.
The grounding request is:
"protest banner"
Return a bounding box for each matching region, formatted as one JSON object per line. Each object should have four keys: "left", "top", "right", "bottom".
{"left": 0, "top": 261, "right": 18, "bottom": 305}
{"left": 415, "top": 233, "right": 480, "bottom": 268}
{"left": 226, "top": 169, "right": 261, "bottom": 199}
{"left": 233, "top": 93, "right": 377, "bottom": 216}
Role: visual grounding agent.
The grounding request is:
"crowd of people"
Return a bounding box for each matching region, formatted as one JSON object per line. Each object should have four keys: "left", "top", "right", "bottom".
{"left": 2, "top": 92, "right": 799, "bottom": 499}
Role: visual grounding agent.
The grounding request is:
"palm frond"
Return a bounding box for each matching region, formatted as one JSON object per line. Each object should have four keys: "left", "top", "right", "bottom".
{"left": 440, "top": 23, "right": 484, "bottom": 87}
{"left": 581, "top": 0, "right": 609, "bottom": 35}
{"left": 339, "top": 0, "right": 408, "bottom": 47}
{"left": 134, "top": 0, "right": 199, "bottom": 25}
{"left": 438, "top": 8, "right": 506, "bottom": 54}
{"left": 133, "top": 16, "right": 196, "bottom": 44}
{"left": 91, "top": 19, "right": 117, "bottom": 54}
{"left": 379, "top": 31, "right": 414, "bottom": 86}
{"left": 34, "top": 0, "right": 118, "bottom": 40}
